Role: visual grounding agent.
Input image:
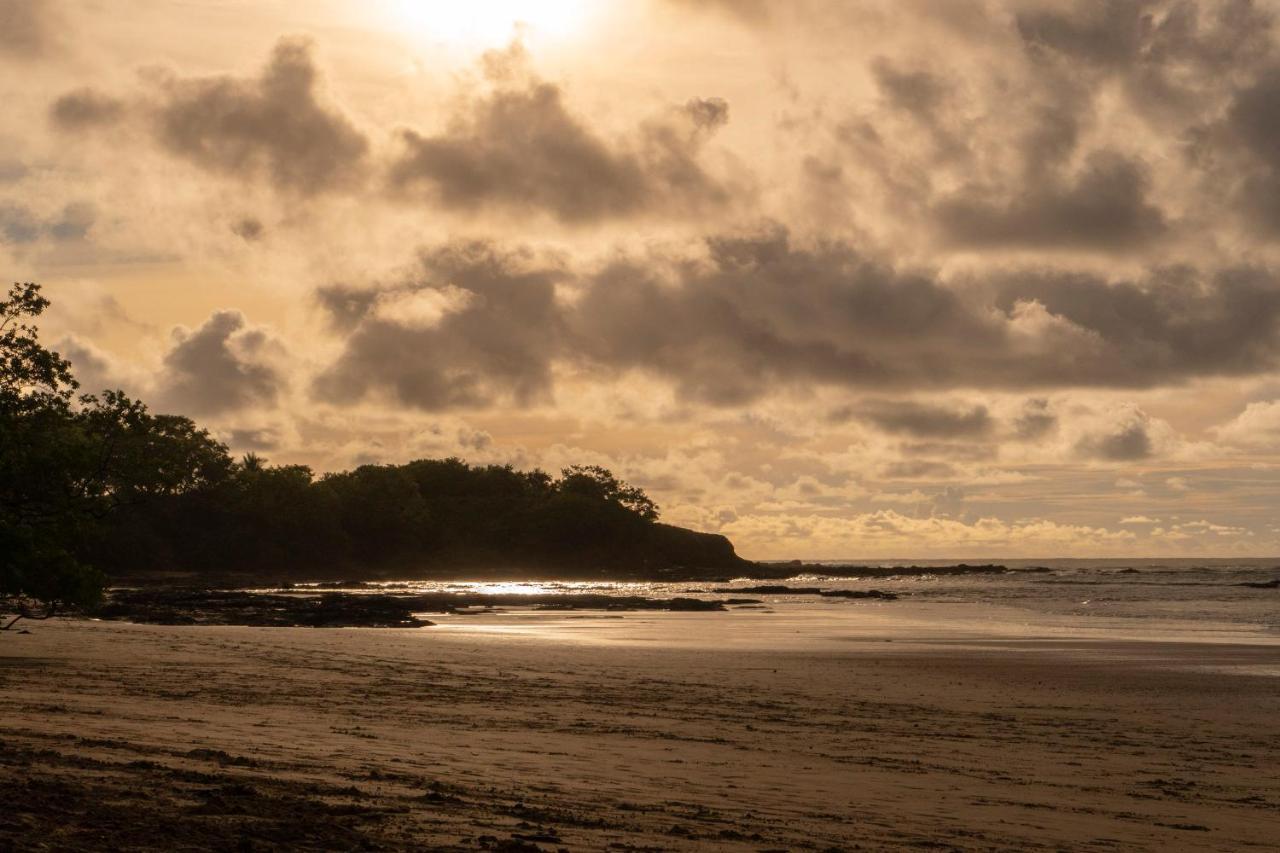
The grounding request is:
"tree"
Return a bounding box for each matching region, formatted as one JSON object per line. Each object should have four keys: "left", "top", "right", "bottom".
{"left": 558, "top": 465, "right": 659, "bottom": 521}
{"left": 320, "top": 465, "right": 433, "bottom": 565}
{"left": 1, "top": 282, "right": 102, "bottom": 626}
{"left": 2, "top": 283, "right": 234, "bottom": 627}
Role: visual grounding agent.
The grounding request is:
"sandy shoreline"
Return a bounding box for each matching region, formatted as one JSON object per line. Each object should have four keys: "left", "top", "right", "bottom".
{"left": 3, "top": 616, "right": 1278, "bottom": 851}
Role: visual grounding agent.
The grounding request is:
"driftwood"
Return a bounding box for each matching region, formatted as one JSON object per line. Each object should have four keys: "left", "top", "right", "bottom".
{"left": 0, "top": 598, "right": 59, "bottom": 631}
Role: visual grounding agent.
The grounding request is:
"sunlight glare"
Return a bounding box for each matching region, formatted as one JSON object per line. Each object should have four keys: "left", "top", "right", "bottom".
{"left": 388, "top": 0, "right": 592, "bottom": 45}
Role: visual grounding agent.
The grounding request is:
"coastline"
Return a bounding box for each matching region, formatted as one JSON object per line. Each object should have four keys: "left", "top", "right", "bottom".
{"left": 3, "top": 617, "right": 1278, "bottom": 851}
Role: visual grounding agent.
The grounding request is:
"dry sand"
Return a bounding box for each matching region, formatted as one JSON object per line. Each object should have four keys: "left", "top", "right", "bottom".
{"left": 2, "top": 612, "right": 1278, "bottom": 851}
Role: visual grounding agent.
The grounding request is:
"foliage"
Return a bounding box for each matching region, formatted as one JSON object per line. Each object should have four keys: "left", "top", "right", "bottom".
{"left": 560, "top": 465, "right": 660, "bottom": 520}
{"left": 3, "top": 282, "right": 691, "bottom": 611}
{"left": 1, "top": 284, "right": 230, "bottom": 622}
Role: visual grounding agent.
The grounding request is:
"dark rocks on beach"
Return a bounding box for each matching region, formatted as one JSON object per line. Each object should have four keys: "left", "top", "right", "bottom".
{"left": 95, "top": 588, "right": 760, "bottom": 628}
{"left": 818, "top": 589, "right": 898, "bottom": 600}
{"left": 94, "top": 591, "right": 434, "bottom": 629}
{"left": 754, "top": 563, "right": 1018, "bottom": 579}
{"left": 660, "top": 597, "right": 729, "bottom": 611}
{"left": 711, "top": 585, "right": 899, "bottom": 600}
{"left": 714, "top": 585, "right": 825, "bottom": 595}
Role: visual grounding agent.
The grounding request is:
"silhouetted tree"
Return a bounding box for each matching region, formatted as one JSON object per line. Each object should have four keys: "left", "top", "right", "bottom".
{"left": 2, "top": 283, "right": 233, "bottom": 626}
{"left": 320, "top": 465, "right": 433, "bottom": 565}
{"left": 1, "top": 282, "right": 100, "bottom": 625}
{"left": 559, "top": 465, "right": 659, "bottom": 520}
{"left": 3, "top": 284, "right": 724, "bottom": 603}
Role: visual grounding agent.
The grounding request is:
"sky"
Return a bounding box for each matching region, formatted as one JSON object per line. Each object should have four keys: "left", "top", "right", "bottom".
{"left": 4, "top": 0, "right": 1280, "bottom": 559}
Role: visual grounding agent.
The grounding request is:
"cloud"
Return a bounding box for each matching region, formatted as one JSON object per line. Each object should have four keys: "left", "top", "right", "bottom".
{"left": 49, "top": 88, "right": 126, "bottom": 129}
{"left": 663, "top": 0, "right": 773, "bottom": 24}
{"left": 155, "top": 311, "right": 285, "bottom": 416}
{"left": 0, "top": 0, "right": 58, "bottom": 58}
{"left": 0, "top": 156, "right": 26, "bottom": 183}
{"left": 0, "top": 201, "right": 94, "bottom": 243}
{"left": 0, "top": 203, "right": 40, "bottom": 243}
{"left": 1226, "top": 65, "right": 1280, "bottom": 233}
{"left": 230, "top": 217, "right": 264, "bottom": 241}
{"left": 579, "top": 229, "right": 1280, "bottom": 400}
{"left": 993, "top": 265, "right": 1280, "bottom": 386}
{"left": 720, "top": 508, "right": 1138, "bottom": 559}
{"left": 1075, "top": 407, "right": 1154, "bottom": 461}
{"left": 225, "top": 427, "right": 280, "bottom": 452}
{"left": 1006, "top": 1, "right": 1279, "bottom": 235}
{"left": 1016, "top": 1, "right": 1272, "bottom": 80}
{"left": 149, "top": 38, "right": 368, "bottom": 194}
{"left": 1014, "top": 0, "right": 1149, "bottom": 68}
{"left": 879, "top": 460, "right": 958, "bottom": 480}
{"left": 934, "top": 151, "right": 1167, "bottom": 250}
{"left": 849, "top": 400, "right": 992, "bottom": 438}
{"left": 1013, "top": 398, "right": 1057, "bottom": 439}
{"left": 571, "top": 227, "right": 994, "bottom": 403}
{"left": 1172, "top": 519, "right": 1243, "bottom": 535}
{"left": 1213, "top": 400, "right": 1280, "bottom": 448}
{"left": 312, "top": 227, "right": 1280, "bottom": 412}
{"left": 56, "top": 334, "right": 130, "bottom": 394}
{"left": 312, "top": 242, "right": 565, "bottom": 409}
{"left": 387, "top": 54, "right": 734, "bottom": 223}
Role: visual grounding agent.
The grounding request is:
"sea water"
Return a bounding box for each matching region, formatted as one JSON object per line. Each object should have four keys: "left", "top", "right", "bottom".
{"left": 268, "top": 558, "right": 1280, "bottom": 649}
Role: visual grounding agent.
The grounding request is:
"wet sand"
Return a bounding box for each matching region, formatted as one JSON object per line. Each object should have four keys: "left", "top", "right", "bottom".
{"left": 2, "top": 613, "right": 1279, "bottom": 851}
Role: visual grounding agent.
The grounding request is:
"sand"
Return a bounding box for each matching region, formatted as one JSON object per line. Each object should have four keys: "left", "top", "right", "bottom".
{"left": 2, "top": 610, "right": 1278, "bottom": 851}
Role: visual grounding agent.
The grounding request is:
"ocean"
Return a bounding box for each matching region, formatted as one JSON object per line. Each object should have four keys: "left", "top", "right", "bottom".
{"left": 268, "top": 558, "right": 1280, "bottom": 649}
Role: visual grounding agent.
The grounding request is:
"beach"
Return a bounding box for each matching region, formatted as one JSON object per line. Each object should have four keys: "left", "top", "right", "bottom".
{"left": 3, "top": 594, "right": 1279, "bottom": 851}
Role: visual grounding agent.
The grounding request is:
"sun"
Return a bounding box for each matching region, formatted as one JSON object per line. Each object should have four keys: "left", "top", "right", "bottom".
{"left": 387, "top": 0, "right": 593, "bottom": 45}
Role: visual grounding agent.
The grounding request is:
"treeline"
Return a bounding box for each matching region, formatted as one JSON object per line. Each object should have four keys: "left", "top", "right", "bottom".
{"left": 1, "top": 283, "right": 744, "bottom": 618}
{"left": 94, "top": 456, "right": 686, "bottom": 579}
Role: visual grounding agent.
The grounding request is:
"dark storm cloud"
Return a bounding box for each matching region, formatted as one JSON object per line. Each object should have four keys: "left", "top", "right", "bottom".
{"left": 56, "top": 335, "right": 124, "bottom": 394}
{"left": 226, "top": 427, "right": 280, "bottom": 451}
{"left": 49, "top": 88, "right": 126, "bottom": 129}
{"left": 314, "top": 227, "right": 1280, "bottom": 411}
{"left": 314, "top": 285, "right": 380, "bottom": 334}
{"left": 872, "top": 60, "right": 949, "bottom": 115}
{"left": 46, "top": 201, "right": 94, "bottom": 240}
{"left": 1229, "top": 67, "right": 1280, "bottom": 169}
{"left": 387, "top": 78, "right": 734, "bottom": 222}
{"left": 1015, "top": 0, "right": 1148, "bottom": 67}
{"left": 1016, "top": 0, "right": 1272, "bottom": 73}
{"left": 868, "top": 57, "right": 973, "bottom": 165}
{"left": 231, "top": 217, "right": 264, "bottom": 241}
{"left": 570, "top": 228, "right": 969, "bottom": 404}
{"left": 1012, "top": 0, "right": 1275, "bottom": 120}
{"left": 899, "top": 442, "right": 996, "bottom": 463}
{"left": 1225, "top": 65, "right": 1280, "bottom": 233}
{"left": 934, "top": 151, "right": 1167, "bottom": 250}
{"left": 811, "top": 1, "right": 1280, "bottom": 254}
{"left": 880, "top": 460, "right": 958, "bottom": 480}
{"left": 574, "top": 230, "right": 1280, "bottom": 400}
{"left": 0, "top": 0, "right": 57, "bottom": 58}
{"left": 1076, "top": 418, "right": 1153, "bottom": 461}
{"left": 1013, "top": 398, "right": 1058, "bottom": 439}
{"left": 312, "top": 242, "right": 565, "bottom": 409}
{"left": 0, "top": 204, "right": 40, "bottom": 243}
{"left": 156, "top": 311, "right": 284, "bottom": 416}
{"left": 0, "top": 201, "right": 94, "bottom": 243}
{"left": 853, "top": 401, "right": 992, "bottom": 438}
{"left": 992, "top": 265, "right": 1280, "bottom": 384}
{"left": 151, "top": 38, "right": 368, "bottom": 194}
